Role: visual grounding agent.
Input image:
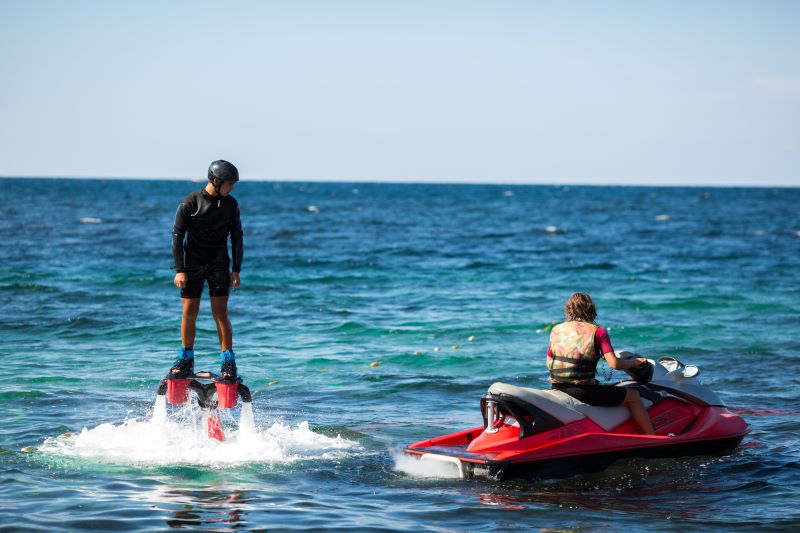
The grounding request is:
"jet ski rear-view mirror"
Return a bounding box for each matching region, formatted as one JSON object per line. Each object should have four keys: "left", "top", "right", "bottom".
{"left": 658, "top": 356, "right": 683, "bottom": 373}
{"left": 682, "top": 365, "right": 700, "bottom": 378}
{"left": 657, "top": 356, "right": 701, "bottom": 379}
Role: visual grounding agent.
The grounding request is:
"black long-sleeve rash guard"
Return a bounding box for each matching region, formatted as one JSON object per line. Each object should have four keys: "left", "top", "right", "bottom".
{"left": 172, "top": 189, "right": 243, "bottom": 273}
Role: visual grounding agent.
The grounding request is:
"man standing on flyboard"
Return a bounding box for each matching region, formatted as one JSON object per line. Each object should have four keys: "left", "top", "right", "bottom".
{"left": 170, "top": 160, "right": 243, "bottom": 381}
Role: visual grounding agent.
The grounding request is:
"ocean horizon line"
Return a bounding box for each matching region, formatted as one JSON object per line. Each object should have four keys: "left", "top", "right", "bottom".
{"left": 1, "top": 174, "right": 797, "bottom": 189}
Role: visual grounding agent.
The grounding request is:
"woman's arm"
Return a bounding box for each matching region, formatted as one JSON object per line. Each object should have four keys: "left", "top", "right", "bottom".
{"left": 603, "top": 352, "right": 647, "bottom": 370}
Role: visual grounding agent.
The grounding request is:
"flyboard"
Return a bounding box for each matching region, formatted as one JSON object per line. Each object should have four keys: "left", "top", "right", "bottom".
{"left": 156, "top": 371, "right": 252, "bottom": 441}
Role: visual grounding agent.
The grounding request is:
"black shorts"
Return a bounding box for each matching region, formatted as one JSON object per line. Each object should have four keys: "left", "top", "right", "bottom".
{"left": 180, "top": 266, "right": 230, "bottom": 299}
{"left": 551, "top": 383, "right": 627, "bottom": 406}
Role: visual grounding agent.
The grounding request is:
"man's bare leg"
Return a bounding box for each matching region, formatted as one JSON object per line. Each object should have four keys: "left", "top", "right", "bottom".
{"left": 181, "top": 298, "right": 201, "bottom": 349}
{"left": 210, "top": 295, "right": 232, "bottom": 352}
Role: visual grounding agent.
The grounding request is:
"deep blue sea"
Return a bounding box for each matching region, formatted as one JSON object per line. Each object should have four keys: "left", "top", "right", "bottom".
{"left": 1, "top": 178, "right": 798, "bottom": 531}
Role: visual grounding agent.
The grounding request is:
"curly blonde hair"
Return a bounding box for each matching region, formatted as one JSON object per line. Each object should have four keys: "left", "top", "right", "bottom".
{"left": 564, "top": 292, "right": 597, "bottom": 322}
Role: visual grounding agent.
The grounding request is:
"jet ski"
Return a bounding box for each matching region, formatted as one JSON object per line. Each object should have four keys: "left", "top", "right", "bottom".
{"left": 404, "top": 353, "right": 750, "bottom": 480}
{"left": 156, "top": 371, "right": 252, "bottom": 441}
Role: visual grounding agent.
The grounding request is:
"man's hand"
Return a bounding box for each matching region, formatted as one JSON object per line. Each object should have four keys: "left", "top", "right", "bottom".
{"left": 174, "top": 272, "right": 188, "bottom": 288}
{"left": 230, "top": 272, "right": 241, "bottom": 289}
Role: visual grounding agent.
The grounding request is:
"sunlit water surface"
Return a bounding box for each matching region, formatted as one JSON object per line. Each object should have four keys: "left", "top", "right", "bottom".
{"left": 1, "top": 179, "right": 798, "bottom": 531}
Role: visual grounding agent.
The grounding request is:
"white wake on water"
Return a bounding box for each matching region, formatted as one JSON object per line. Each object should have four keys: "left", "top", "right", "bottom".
{"left": 392, "top": 452, "right": 464, "bottom": 479}
{"left": 38, "top": 396, "right": 359, "bottom": 466}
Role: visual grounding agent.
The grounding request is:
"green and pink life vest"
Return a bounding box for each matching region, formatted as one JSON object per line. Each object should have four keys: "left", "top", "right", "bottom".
{"left": 547, "top": 321, "right": 600, "bottom": 385}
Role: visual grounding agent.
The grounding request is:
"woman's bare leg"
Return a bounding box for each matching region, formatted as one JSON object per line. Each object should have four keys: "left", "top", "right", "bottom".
{"left": 624, "top": 389, "right": 655, "bottom": 435}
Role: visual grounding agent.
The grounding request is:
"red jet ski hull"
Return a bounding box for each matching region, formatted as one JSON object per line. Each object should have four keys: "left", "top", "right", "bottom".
{"left": 405, "top": 393, "right": 749, "bottom": 480}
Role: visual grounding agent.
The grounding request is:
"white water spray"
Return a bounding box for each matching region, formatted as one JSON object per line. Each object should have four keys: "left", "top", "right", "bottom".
{"left": 238, "top": 402, "right": 256, "bottom": 437}
{"left": 39, "top": 399, "right": 359, "bottom": 467}
{"left": 151, "top": 395, "right": 167, "bottom": 425}
{"left": 393, "top": 452, "right": 464, "bottom": 479}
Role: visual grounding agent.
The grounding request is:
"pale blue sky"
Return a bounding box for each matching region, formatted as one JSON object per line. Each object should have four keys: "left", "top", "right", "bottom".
{"left": 1, "top": 0, "right": 798, "bottom": 185}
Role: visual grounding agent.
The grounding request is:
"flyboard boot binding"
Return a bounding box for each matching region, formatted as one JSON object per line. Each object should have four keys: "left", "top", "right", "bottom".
{"left": 156, "top": 370, "right": 252, "bottom": 441}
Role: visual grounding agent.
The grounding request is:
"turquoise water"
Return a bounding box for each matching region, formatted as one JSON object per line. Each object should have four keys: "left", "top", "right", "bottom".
{"left": 1, "top": 178, "right": 798, "bottom": 531}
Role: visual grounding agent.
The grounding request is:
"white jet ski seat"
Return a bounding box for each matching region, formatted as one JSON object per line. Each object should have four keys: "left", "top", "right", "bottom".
{"left": 488, "top": 382, "right": 652, "bottom": 432}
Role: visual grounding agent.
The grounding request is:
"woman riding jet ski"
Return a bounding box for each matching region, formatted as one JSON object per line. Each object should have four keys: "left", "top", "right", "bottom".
{"left": 404, "top": 293, "right": 750, "bottom": 480}
{"left": 546, "top": 293, "right": 655, "bottom": 435}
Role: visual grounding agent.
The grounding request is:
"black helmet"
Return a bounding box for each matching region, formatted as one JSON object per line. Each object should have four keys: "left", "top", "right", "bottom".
{"left": 208, "top": 160, "right": 239, "bottom": 183}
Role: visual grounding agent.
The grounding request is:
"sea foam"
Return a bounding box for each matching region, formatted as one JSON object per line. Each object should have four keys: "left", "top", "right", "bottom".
{"left": 38, "top": 398, "right": 359, "bottom": 467}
